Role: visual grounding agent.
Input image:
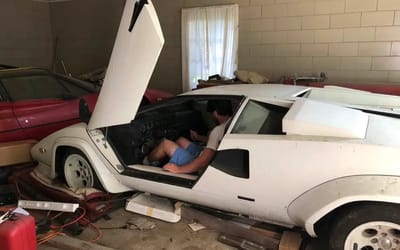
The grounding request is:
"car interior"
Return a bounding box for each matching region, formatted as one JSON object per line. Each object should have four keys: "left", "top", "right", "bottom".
{"left": 105, "top": 96, "right": 243, "bottom": 186}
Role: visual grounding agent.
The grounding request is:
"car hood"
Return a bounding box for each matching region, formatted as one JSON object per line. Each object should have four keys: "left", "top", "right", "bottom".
{"left": 88, "top": 0, "right": 164, "bottom": 130}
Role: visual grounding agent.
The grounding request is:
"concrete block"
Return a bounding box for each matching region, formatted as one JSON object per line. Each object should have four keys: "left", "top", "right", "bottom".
{"left": 276, "top": 0, "right": 301, "bottom": 3}
{"left": 326, "top": 70, "right": 360, "bottom": 81}
{"left": 287, "top": 30, "right": 315, "bottom": 43}
{"left": 262, "top": 4, "right": 287, "bottom": 17}
{"left": 239, "top": 46, "right": 251, "bottom": 57}
{"left": 388, "top": 72, "right": 400, "bottom": 82}
{"left": 357, "top": 71, "right": 388, "bottom": 82}
{"left": 286, "top": 2, "right": 315, "bottom": 16}
{"left": 341, "top": 57, "right": 372, "bottom": 70}
{"left": 250, "top": 45, "right": 274, "bottom": 56}
{"left": 302, "top": 15, "right": 330, "bottom": 30}
{"left": 331, "top": 13, "right": 361, "bottom": 28}
{"left": 378, "top": 0, "right": 400, "bottom": 10}
{"left": 315, "top": 0, "right": 345, "bottom": 14}
{"left": 262, "top": 31, "right": 288, "bottom": 43}
{"left": 376, "top": 27, "right": 400, "bottom": 41}
{"left": 315, "top": 29, "right": 343, "bottom": 43}
{"left": 395, "top": 11, "right": 400, "bottom": 25}
{"left": 240, "top": 6, "right": 262, "bottom": 19}
{"left": 313, "top": 57, "right": 342, "bottom": 70}
{"left": 361, "top": 11, "right": 395, "bottom": 27}
{"left": 241, "top": 18, "right": 274, "bottom": 32}
{"left": 274, "top": 44, "right": 300, "bottom": 56}
{"left": 344, "top": 27, "right": 375, "bottom": 42}
{"left": 275, "top": 17, "right": 302, "bottom": 31}
{"left": 239, "top": 32, "right": 262, "bottom": 45}
{"left": 285, "top": 57, "right": 313, "bottom": 71}
{"left": 251, "top": 0, "right": 274, "bottom": 5}
{"left": 329, "top": 43, "right": 358, "bottom": 56}
{"left": 391, "top": 42, "right": 400, "bottom": 56}
{"left": 252, "top": 18, "right": 275, "bottom": 31}
{"left": 271, "top": 57, "right": 287, "bottom": 70}
{"left": 301, "top": 44, "right": 329, "bottom": 56}
{"left": 358, "top": 42, "right": 391, "bottom": 56}
{"left": 240, "top": 20, "right": 253, "bottom": 32}
{"left": 372, "top": 57, "right": 400, "bottom": 70}
{"left": 345, "top": 0, "right": 377, "bottom": 12}
{"left": 328, "top": 70, "right": 387, "bottom": 82}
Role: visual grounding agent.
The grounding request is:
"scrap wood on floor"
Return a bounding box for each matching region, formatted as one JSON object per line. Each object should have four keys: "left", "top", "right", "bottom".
{"left": 181, "top": 204, "right": 303, "bottom": 250}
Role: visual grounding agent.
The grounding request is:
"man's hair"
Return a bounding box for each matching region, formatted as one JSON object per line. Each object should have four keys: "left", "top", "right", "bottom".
{"left": 210, "top": 100, "right": 232, "bottom": 116}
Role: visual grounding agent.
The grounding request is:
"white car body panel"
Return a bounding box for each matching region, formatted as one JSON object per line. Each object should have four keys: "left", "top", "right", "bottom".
{"left": 288, "top": 175, "right": 400, "bottom": 236}
{"left": 283, "top": 98, "right": 368, "bottom": 139}
{"left": 31, "top": 123, "right": 131, "bottom": 193}
{"left": 187, "top": 84, "right": 310, "bottom": 99}
{"left": 88, "top": 0, "right": 164, "bottom": 130}
{"left": 308, "top": 85, "right": 400, "bottom": 109}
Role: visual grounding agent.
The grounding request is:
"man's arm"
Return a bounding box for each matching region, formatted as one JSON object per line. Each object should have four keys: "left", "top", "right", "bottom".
{"left": 163, "top": 148, "right": 215, "bottom": 174}
{"left": 190, "top": 130, "right": 208, "bottom": 143}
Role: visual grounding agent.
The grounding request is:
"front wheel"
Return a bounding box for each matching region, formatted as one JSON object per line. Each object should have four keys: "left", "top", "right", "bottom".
{"left": 329, "top": 203, "right": 400, "bottom": 250}
{"left": 62, "top": 149, "right": 99, "bottom": 189}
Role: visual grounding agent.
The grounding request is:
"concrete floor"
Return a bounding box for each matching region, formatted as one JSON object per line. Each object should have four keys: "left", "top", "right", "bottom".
{"left": 38, "top": 208, "right": 326, "bottom": 250}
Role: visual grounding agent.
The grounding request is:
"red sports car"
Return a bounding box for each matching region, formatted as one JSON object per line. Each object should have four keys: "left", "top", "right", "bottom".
{"left": 0, "top": 67, "right": 171, "bottom": 143}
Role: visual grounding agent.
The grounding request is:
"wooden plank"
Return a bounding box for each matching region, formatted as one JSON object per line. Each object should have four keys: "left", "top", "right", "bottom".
{"left": 46, "top": 234, "right": 115, "bottom": 250}
{"left": 181, "top": 205, "right": 279, "bottom": 249}
{"left": 0, "top": 140, "right": 36, "bottom": 167}
{"left": 278, "top": 231, "right": 302, "bottom": 250}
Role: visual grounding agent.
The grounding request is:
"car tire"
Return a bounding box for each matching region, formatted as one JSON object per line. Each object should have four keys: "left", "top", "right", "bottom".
{"left": 329, "top": 203, "right": 400, "bottom": 250}
{"left": 62, "top": 149, "right": 102, "bottom": 190}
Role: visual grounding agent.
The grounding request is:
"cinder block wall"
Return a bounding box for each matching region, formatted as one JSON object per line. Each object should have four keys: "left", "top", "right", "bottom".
{"left": 154, "top": 0, "right": 400, "bottom": 93}
{"left": 0, "top": 0, "right": 52, "bottom": 68}
{"left": 239, "top": 0, "right": 400, "bottom": 83}
{"left": 49, "top": 0, "right": 125, "bottom": 75}
{"left": 3, "top": 0, "right": 400, "bottom": 94}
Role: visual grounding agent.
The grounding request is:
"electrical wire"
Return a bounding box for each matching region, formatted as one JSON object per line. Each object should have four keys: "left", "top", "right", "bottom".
{"left": 37, "top": 206, "right": 104, "bottom": 245}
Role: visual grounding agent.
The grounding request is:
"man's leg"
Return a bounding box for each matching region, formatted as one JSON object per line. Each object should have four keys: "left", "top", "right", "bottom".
{"left": 176, "top": 137, "right": 191, "bottom": 149}
{"left": 148, "top": 139, "right": 178, "bottom": 162}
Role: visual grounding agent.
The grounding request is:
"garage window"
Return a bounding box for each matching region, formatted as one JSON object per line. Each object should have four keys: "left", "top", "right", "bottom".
{"left": 181, "top": 5, "right": 238, "bottom": 92}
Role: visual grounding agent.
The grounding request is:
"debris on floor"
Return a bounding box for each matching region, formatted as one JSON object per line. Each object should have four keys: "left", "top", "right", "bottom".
{"left": 44, "top": 234, "right": 115, "bottom": 250}
{"left": 181, "top": 204, "right": 303, "bottom": 250}
{"left": 126, "top": 217, "right": 156, "bottom": 231}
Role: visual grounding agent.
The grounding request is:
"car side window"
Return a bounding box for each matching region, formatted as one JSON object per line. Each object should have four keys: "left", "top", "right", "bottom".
{"left": 232, "top": 100, "right": 288, "bottom": 135}
{"left": 58, "top": 78, "right": 92, "bottom": 96}
{"left": 2, "top": 75, "right": 67, "bottom": 101}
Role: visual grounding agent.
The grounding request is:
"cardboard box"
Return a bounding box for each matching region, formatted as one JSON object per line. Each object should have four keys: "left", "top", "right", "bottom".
{"left": 0, "top": 140, "right": 37, "bottom": 167}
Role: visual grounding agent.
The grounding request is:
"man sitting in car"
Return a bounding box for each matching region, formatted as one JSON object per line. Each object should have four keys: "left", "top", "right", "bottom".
{"left": 145, "top": 100, "right": 232, "bottom": 174}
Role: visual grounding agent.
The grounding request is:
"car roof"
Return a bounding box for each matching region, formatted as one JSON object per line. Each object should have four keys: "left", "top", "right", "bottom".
{"left": 182, "top": 84, "right": 311, "bottom": 100}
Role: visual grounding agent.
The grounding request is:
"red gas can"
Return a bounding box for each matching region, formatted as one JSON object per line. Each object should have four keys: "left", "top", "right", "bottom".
{"left": 0, "top": 213, "right": 37, "bottom": 250}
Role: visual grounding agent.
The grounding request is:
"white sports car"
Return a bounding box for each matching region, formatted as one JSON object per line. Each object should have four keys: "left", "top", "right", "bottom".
{"left": 31, "top": 1, "right": 400, "bottom": 249}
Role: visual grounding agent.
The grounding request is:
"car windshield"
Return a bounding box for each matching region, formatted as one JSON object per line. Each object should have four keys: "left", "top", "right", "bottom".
{"left": 232, "top": 100, "right": 289, "bottom": 135}
{"left": 1, "top": 74, "right": 94, "bottom": 101}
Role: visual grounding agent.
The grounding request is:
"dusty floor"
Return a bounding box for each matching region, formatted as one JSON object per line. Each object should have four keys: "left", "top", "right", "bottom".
{"left": 39, "top": 208, "right": 235, "bottom": 250}
{"left": 37, "top": 207, "right": 326, "bottom": 250}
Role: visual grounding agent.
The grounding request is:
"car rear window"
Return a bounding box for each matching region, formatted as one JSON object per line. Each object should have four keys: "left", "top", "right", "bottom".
{"left": 1, "top": 74, "right": 92, "bottom": 101}
{"left": 232, "top": 100, "right": 288, "bottom": 135}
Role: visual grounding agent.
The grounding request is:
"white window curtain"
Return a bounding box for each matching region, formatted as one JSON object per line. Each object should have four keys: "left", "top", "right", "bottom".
{"left": 181, "top": 4, "right": 238, "bottom": 92}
